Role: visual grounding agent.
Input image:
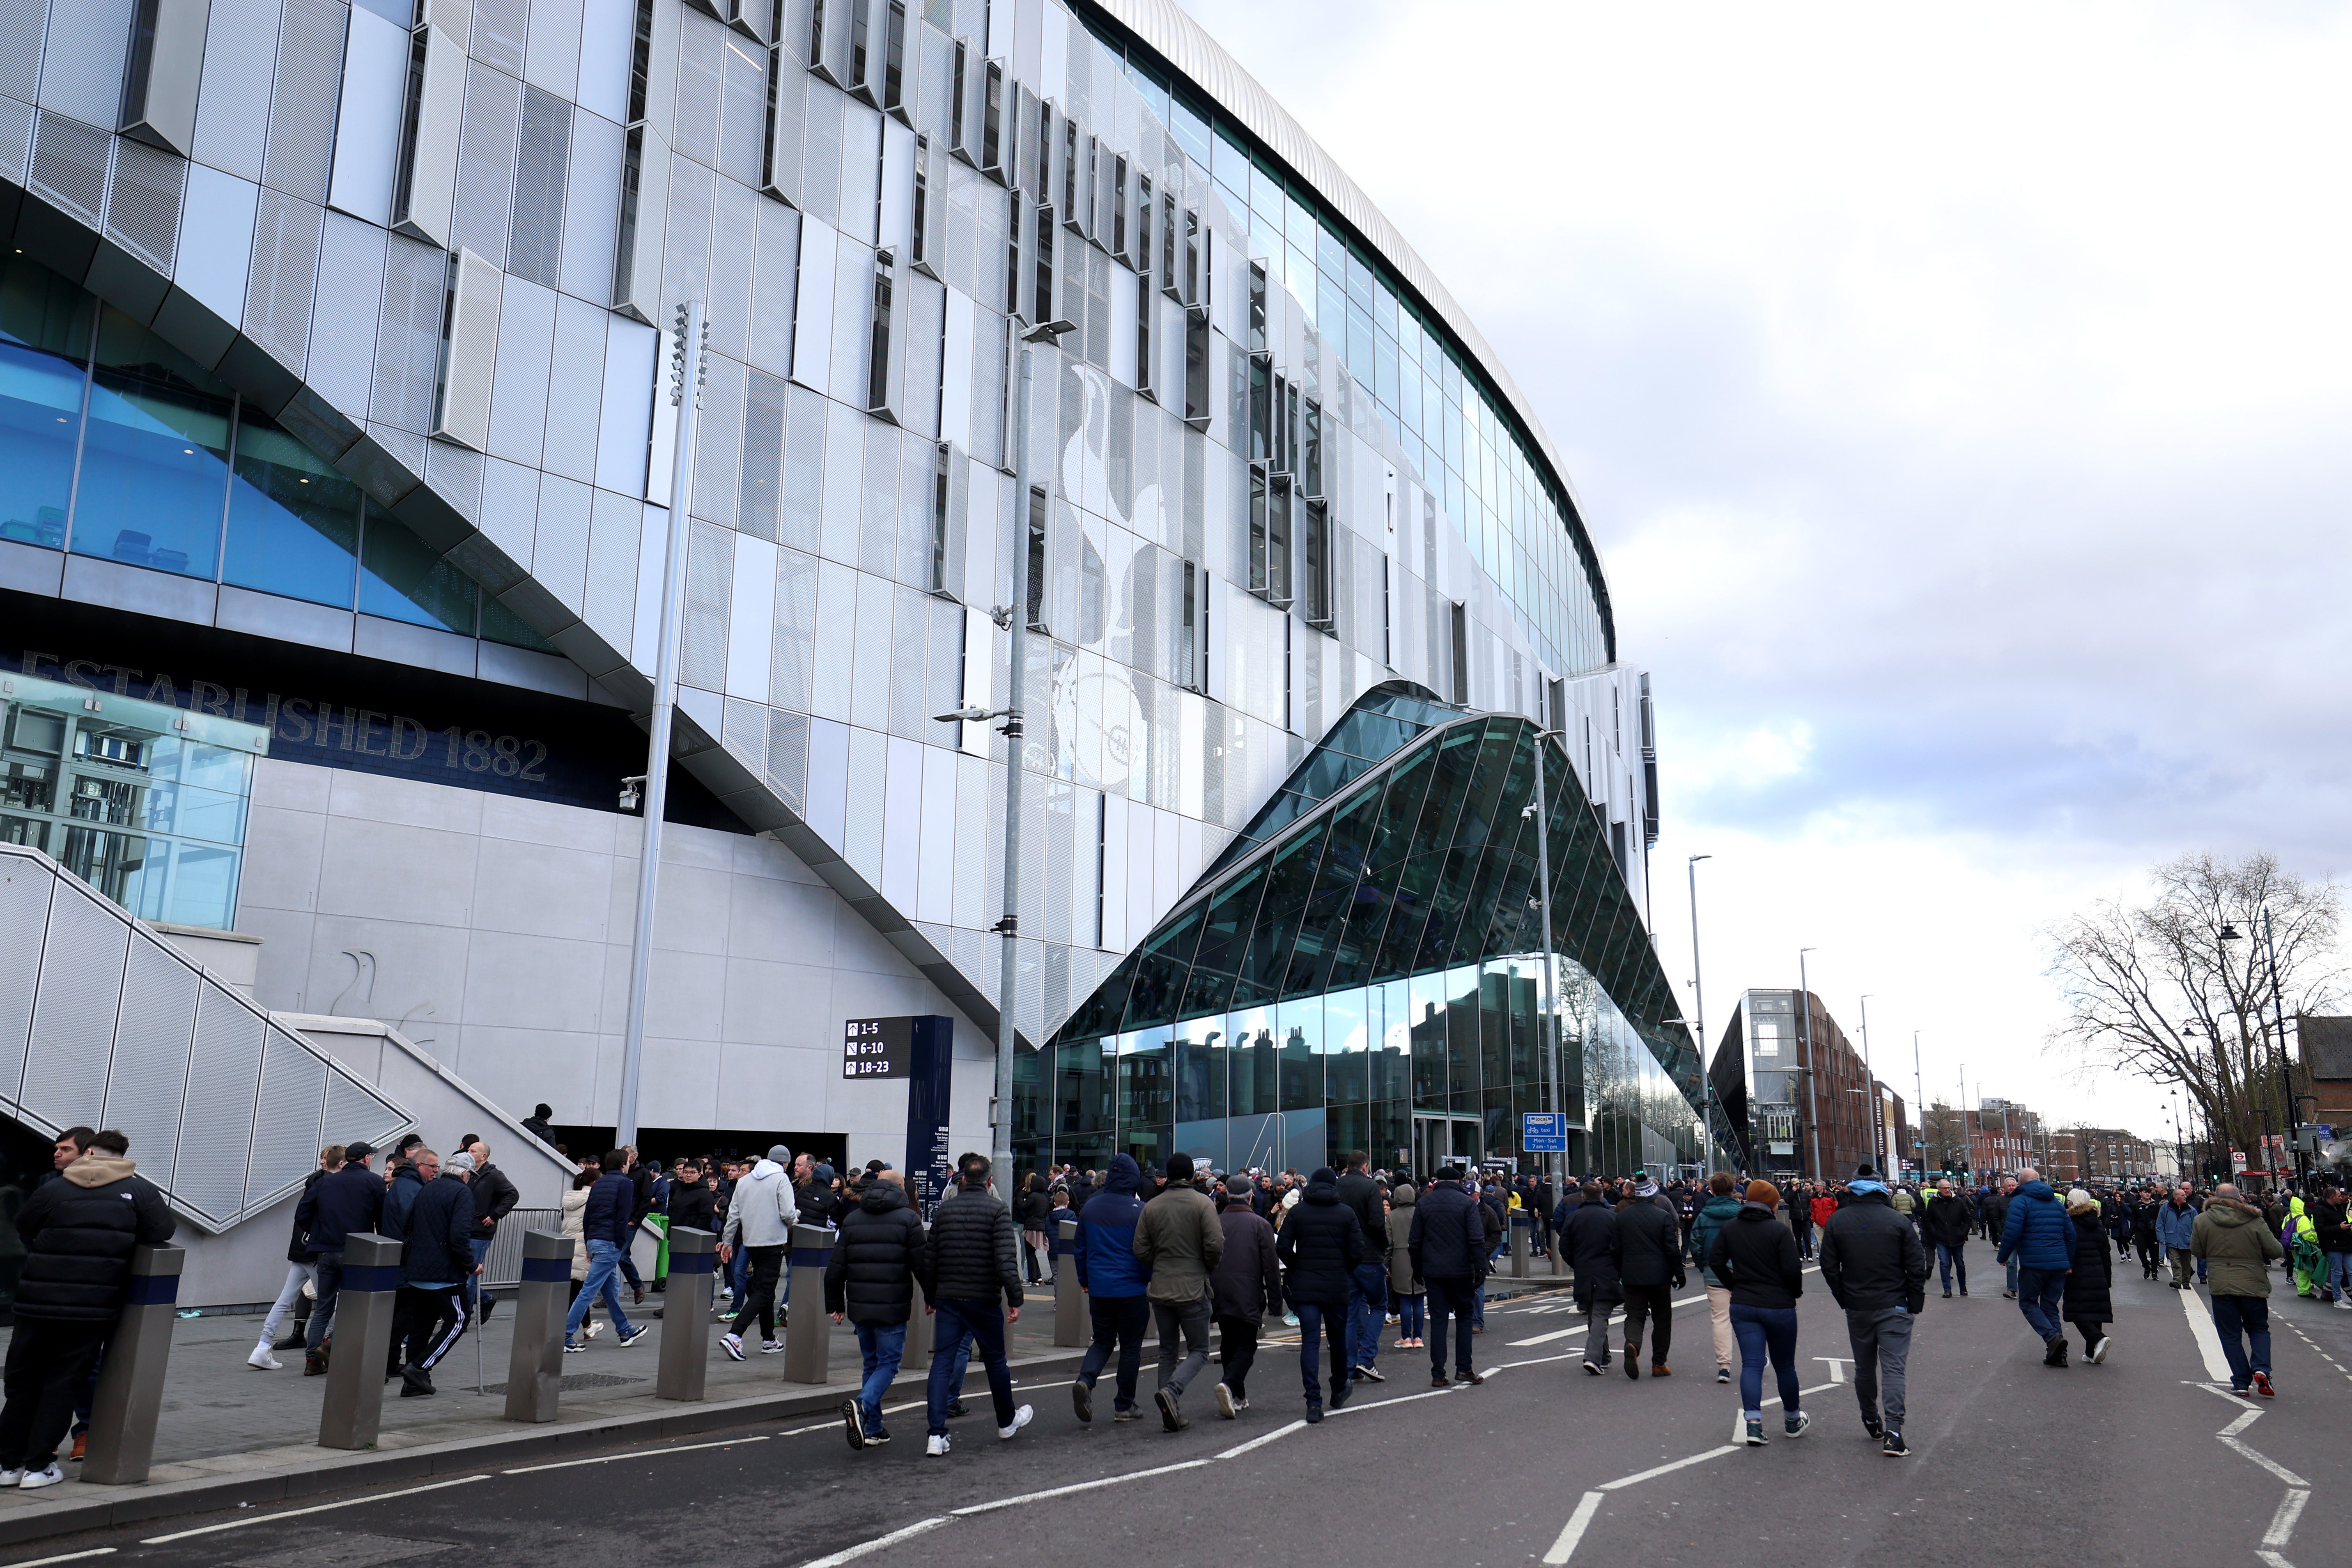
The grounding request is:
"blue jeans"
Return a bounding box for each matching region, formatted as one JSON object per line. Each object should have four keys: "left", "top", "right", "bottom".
{"left": 465, "top": 1236, "right": 491, "bottom": 1314}
{"left": 1295, "top": 1299, "right": 1347, "bottom": 1400}
{"left": 2211, "top": 1295, "right": 2271, "bottom": 1387}
{"left": 1347, "top": 1262, "right": 1387, "bottom": 1370}
{"left": 618, "top": 1221, "right": 644, "bottom": 1288}
{"left": 1935, "top": 1242, "right": 1966, "bottom": 1293}
{"left": 2014, "top": 1265, "right": 2066, "bottom": 1342}
{"left": 2326, "top": 1251, "right": 2352, "bottom": 1298}
{"left": 566, "top": 1240, "right": 634, "bottom": 1342}
{"left": 926, "top": 1300, "right": 1013, "bottom": 1436}
{"left": 854, "top": 1321, "right": 907, "bottom": 1431}
{"left": 305, "top": 1251, "right": 345, "bottom": 1352}
{"left": 730, "top": 1242, "right": 750, "bottom": 1302}
{"left": 1398, "top": 1293, "right": 1425, "bottom": 1339}
{"left": 1077, "top": 1295, "right": 1150, "bottom": 1411}
{"left": 1730, "top": 1302, "right": 1801, "bottom": 1418}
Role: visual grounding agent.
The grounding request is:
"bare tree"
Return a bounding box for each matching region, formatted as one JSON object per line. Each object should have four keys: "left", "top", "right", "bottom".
{"left": 1917, "top": 1100, "right": 1970, "bottom": 1173}
{"left": 2048, "top": 853, "right": 2341, "bottom": 1163}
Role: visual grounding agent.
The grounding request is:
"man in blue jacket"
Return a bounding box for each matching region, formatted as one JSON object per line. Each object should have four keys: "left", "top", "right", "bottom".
{"left": 2157, "top": 1184, "right": 2200, "bottom": 1289}
{"left": 1994, "top": 1167, "right": 2077, "bottom": 1366}
{"left": 566, "top": 1150, "right": 650, "bottom": 1352}
{"left": 293, "top": 1139, "right": 384, "bottom": 1375}
{"left": 1071, "top": 1154, "right": 1151, "bottom": 1423}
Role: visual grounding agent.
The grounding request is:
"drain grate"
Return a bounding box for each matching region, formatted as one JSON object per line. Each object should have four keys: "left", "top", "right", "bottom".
{"left": 479, "top": 1372, "right": 646, "bottom": 1395}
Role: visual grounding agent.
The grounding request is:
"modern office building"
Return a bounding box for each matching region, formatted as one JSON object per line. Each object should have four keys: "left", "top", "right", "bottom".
{"left": 0, "top": 0, "right": 1703, "bottom": 1303}
{"left": 1710, "top": 989, "right": 1882, "bottom": 1180}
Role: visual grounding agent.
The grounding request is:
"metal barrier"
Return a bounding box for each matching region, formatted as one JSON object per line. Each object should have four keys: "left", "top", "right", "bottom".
{"left": 81, "top": 1244, "right": 182, "bottom": 1485}
{"left": 781, "top": 1226, "right": 834, "bottom": 1384}
{"left": 504, "top": 1229, "right": 574, "bottom": 1422}
{"left": 318, "top": 1234, "right": 401, "bottom": 1450}
{"left": 657, "top": 1228, "right": 714, "bottom": 1401}
{"left": 1054, "top": 1219, "right": 1084, "bottom": 1346}
{"left": 481, "top": 1209, "right": 563, "bottom": 1287}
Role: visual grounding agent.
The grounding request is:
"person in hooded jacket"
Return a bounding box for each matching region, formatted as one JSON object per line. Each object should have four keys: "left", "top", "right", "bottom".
{"left": 1924, "top": 1179, "right": 1974, "bottom": 1298}
{"left": 1562, "top": 1182, "right": 1623, "bottom": 1375}
{"left": 1819, "top": 1164, "right": 1929, "bottom": 1456}
{"left": 719, "top": 1144, "right": 798, "bottom": 1359}
{"left": 2194, "top": 1183, "right": 2286, "bottom": 1396}
{"left": 1408, "top": 1167, "right": 1490, "bottom": 1389}
{"left": 1614, "top": 1178, "right": 1686, "bottom": 1379}
{"left": 2060, "top": 1188, "right": 2114, "bottom": 1366}
{"left": 825, "top": 1169, "right": 923, "bottom": 1449}
{"left": 1688, "top": 1173, "right": 1743, "bottom": 1383}
{"left": 919, "top": 1154, "right": 1031, "bottom": 1454}
{"left": 0, "top": 1130, "right": 175, "bottom": 1489}
{"left": 393, "top": 1151, "right": 479, "bottom": 1398}
{"left": 1385, "top": 1183, "right": 1425, "bottom": 1349}
{"left": 1994, "top": 1169, "right": 2078, "bottom": 1367}
{"left": 1209, "top": 1176, "right": 1281, "bottom": 1415}
{"left": 1709, "top": 1178, "right": 1809, "bottom": 1447}
{"left": 1275, "top": 1168, "right": 1366, "bottom": 1421}
{"left": 1072, "top": 1154, "right": 1153, "bottom": 1424}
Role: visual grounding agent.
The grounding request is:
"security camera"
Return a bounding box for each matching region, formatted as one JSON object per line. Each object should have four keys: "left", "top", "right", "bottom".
{"left": 620, "top": 774, "right": 646, "bottom": 811}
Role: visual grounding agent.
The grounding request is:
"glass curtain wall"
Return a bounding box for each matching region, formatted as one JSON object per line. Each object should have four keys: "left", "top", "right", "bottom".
{"left": 1017, "top": 694, "right": 1703, "bottom": 1182}
{"left": 0, "top": 254, "right": 544, "bottom": 652}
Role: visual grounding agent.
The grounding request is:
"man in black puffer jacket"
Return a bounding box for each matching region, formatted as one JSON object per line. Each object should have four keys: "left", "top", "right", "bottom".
{"left": 1408, "top": 1167, "right": 1489, "bottom": 1389}
{"left": 917, "top": 1155, "right": 1029, "bottom": 1456}
{"left": 1615, "top": 1182, "right": 1686, "bottom": 1380}
{"left": 393, "top": 1151, "right": 479, "bottom": 1397}
{"left": 0, "top": 1130, "right": 175, "bottom": 1487}
{"left": 1819, "top": 1165, "right": 1930, "bottom": 1456}
{"left": 1332, "top": 1152, "right": 1389, "bottom": 1387}
{"left": 1275, "top": 1169, "right": 1365, "bottom": 1419}
{"left": 827, "top": 1171, "right": 923, "bottom": 1449}
{"left": 1563, "top": 1183, "right": 1624, "bottom": 1374}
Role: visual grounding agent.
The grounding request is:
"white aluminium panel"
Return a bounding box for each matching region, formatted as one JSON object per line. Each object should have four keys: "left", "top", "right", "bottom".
{"left": 726, "top": 533, "right": 778, "bottom": 700}
{"left": 328, "top": 5, "right": 409, "bottom": 225}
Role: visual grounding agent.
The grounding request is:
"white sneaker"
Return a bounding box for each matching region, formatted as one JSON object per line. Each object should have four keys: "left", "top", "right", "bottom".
{"left": 585, "top": 1319, "right": 602, "bottom": 1340}
{"left": 997, "top": 1405, "right": 1033, "bottom": 1440}
{"left": 0, "top": 1469, "right": 21, "bottom": 1485}
{"left": 721, "top": 1333, "right": 746, "bottom": 1361}
{"left": 18, "top": 1465, "right": 62, "bottom": 1490}
{"left": 926, "top": 1433, "right": 951, "bottom": 1457}
{"left": 760, "top": 1340, "right": 785, "bottom": 1354}
{"left": 1213, "top": 1382, "right": 1236, "bottom": 1419}
{"left": 248, "top": 1343, "right": 283, "bottom": 1371}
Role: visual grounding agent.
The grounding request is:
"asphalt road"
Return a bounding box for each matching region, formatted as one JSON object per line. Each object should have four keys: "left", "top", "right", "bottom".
{"left": 20, "top": 1253, "right": 2351, "bottom": 1568}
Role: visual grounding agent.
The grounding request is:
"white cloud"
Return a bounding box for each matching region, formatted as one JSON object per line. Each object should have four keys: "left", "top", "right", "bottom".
{"left": 1175, "top": 0, "right": 2352, "bottom": 1145}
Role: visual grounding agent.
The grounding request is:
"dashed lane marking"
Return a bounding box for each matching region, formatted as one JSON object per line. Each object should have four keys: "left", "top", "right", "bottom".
{"left": 2178, "top": 1283, "right": 2233, "bottom": 1381}
{"left": 799, "top": 1516, "right": 949, "bottom": 1566}
{"left": 504, "top": 1435, "right": 769, "bottom": 1474}
{"left": 950, "top": 1457, "right": 1212, "bottom": 1515}
{"left": 140, "top": 1475, "right": 491, "bottom": 1544}
{"left": 2, "top": 1551, "right": 116, "bottom": 1568}
{"left": 1217, "top": 1419, "right": 1306, "bottom": 1458}
{"left": 1541, "top": 1492, "right": 1604, "bottom": 1566}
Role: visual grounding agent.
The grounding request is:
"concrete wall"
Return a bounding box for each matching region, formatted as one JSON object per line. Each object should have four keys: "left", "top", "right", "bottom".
{"left": 231, "top": 758, "right": 995, "bottom": 1170}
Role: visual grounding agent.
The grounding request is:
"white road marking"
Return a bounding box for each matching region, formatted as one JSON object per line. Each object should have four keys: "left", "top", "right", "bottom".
{"left": 2266, "top": 1489, "right": 2310, "bottom": 1549}
{"left": 1509, "top": 1294, "right": 1707, "bottom": 1346}
{"left": 1330, "top": 1385, "right": 1460, "bottom": 1416}
{"left": 2257, "top": 1553, "right": 2296, "bottom": 1568}
{"left": 2178, "top": 1282, "right": 2233, "bottom": 1381}
{"left": 1541, "top": 1492, "right": 1604, "bottom": 1565}
{"left": 2222, "top": 1435, "right": 2308, "bottom": 1488}
{"left": 503, "top": 1435, "right": 769, "bottom": 1474}
{"left": 1599, "top": 1445, "right": 1741, "bottom": 1490}
{"left": 2, "top": 1551, "right": 116, "bottom": 1568}
{"left": 1217, "top": 1419, "right": 1306, "bottom": 1458}
{"left": 1813, "top": 1357, "right": 1847, "bottom": 1384}
{"left": 950, "top": 1458, "right": 1211, "bottom": 1515}
{"left": 797, "top": 1516, "right": 949, "bottom": 1566}
{"left": 140, "top": 1475, "right": 491, "bottom": 1544}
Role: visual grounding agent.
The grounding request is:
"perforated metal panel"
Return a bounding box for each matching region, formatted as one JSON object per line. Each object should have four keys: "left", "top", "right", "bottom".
{"left": 175, "top": 986, "right": 265, "bottom": 1223}
{"left": 28, "top": 110, "right": 110, "bottom": 225}
{"left": 0, "top": 0, "right": 43, "bottom": 103}
{"left": 262, "top": 0, "right": 347, "bottom": 202}
{"left": 470, "top": 0, "right": 525, "bottom": 73}
{"left": 681, "top": 519, "right": 733, "bottom": 690}
{"left": 610, "top": 118, "right": 671, "bottom": 325}
{"left": 104, "top": 136, "right": 185, "bottom": 271}
{"left": 372, "top": 233, "right": 448, "bottom": 432}
{"left": 245, "top": 189, "right": 324, "bottom": 370}
{"left": 34, "top": 0, "right": 132, "bottom": 126}
{"left": 765, "top": 704, "right": 808, "bottom": 810}
{"left": 432, "top": 246, "right": 504, "bottom": 451}
{"left": 451, "top": 60, "right": 521, "bottom": 266}
{"left": 321, "top": 1066, "right": 405, "bottom": 1153}
{"left": 392, "top": 21, "right": 465, "bottom": 245}
{"left": 243, "top": 1031, "right": 328, "bottom": 1208}
{"left": 22, "top": 883, "right": 129, "bottom": 1129}
{"left": 508, "top": 83, "right": 572, "bottom": 287}
{"left": 0, "top": 98, "right": 30, "bottom": 183}
{"left": 0, "top": 866, "right": 52, "bottom": 1100}
{"left": 100, "top": 938, "right": 198, "bottom": 1194}
{"left": 119, "top": 0, "right": 210, "bottom": 156}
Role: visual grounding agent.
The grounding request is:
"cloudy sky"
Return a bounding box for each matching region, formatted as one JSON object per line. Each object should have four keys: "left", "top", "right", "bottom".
{"left": 1175, "top": 0, "right": 2352, "bottom": 1154}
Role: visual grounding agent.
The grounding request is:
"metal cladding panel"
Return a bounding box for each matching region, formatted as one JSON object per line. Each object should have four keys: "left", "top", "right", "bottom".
{"left": 371, "top": 232, "right": 446, "bottom": 431}
{"left": 308, "top": 209, "right": 388, "bottom": 411}
{"left": 471, "top": 0, "right": 526, "bottom": 73}
{"left": 432, "top": 246, "right": 504, "bottom": 451}
{"left": 119, "top": 0, "right": 211, "bottom": 156}
{"left": 28, "top": 110, "right": 109, "bottom": 226}
{"left": 35, "top": 0, "right": 132, "bottom": 126}
{"left": 101, "top": 938, "right": 199, "bottom": 1194}
{"left": 0, "top": 866, "right": 53, "bottom": 1103}
{"left": 611, "top": 118, "right": 671, "bottom": 325}
{"left": 0, "top": 97, "right": 28, "bottom": 184}
{"left": 759, "top": 53, "right": 805, "bottom": 205}
{"left": 0, "top": 0, "right": 42, "bottom": 103}
{"left": 102, "top": 135, "right": 184, "bottom": 271}
{"left": 175, "top": 986, "right": 264, "bottom": 1223}
{"left": 723, "top": 0, "right": 767, "bottom": 46}
{"left": 452, "top": 60, "right": 524, "bottom": 267}
{"left": 21, "top": 879, "right": 128, "bottom": 1119}
{"left": 192, "top": 0, "right": 276, "bottom": 180}
{"left": 244, "top": 188, "right": 325, "bottom": 371}
{"left": 329, "top": 2, "right": 410, "bottom": 224}
{"left": 392, "top": 21, "right": 466, "bottom": 246}
{"left": 508, "top": 83, "right": 573, "bottom": 287}
{"left": 263, "top": 0, "right": 347, "bottom": 202}
{"left": 243, "top": 1031, "right": 328, "bottom": 1208}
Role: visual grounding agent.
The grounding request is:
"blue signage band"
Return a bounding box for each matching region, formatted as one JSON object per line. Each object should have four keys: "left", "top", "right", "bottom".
{"left": 340, "top": 1264, "right": 402, "bottom": 1293}
{"left": 124, "top": 1273, "right": 181, "bottom": 1307}
{"left": 790, "top": 1247, "right": 834, "bottom": 1269}
{"left": 668, "top": 1251, "right": 716, "bottom": 1276}
{"left": 519, "top": 1256, "right": 571, "bottom": 1283}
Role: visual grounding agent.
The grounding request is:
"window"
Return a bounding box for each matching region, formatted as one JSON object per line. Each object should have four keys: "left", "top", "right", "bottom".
{"left": 909, "top": 134, "right": 938, "bottom": 277}
{"left": 880, "top": 0, "right": 907, "bottom": 119}
{"left": 865, "top": 248, "right": 896, "bottom": 414}
{"left": 949, "top": 38, "right": 971, "bottom": 160}
{"left": 1134, "top": 255, "right": 1153, "bottom": 397}
{"left": 1033, "top": 204, "right": 1055, "bottom": 325}
{"left": 1182, "top": 308, "right": 1210, "bottom": 429}
{"left": 1248, "top": 260, "right": 1266, "bottom": 352}
{"left": 1160, "top": 189, "right": 1179, "bottom": 296}
{"left": 978, "top": 57, "right": 1004, "bottom": 180}
{"left": 223, "top": 409, "right": 361, "bottom": 607}
{"left": 1303, "top": 497, "right": 1331, "bottom": 630}
{"left": 1302, "top": 397, "right": 1321, "bottom": 495}
{"left": 1266, "top": 470, "right": 1291, "bottom": 606}
{"left": 1180, "top": 559, "right": 1199, "bottom": 691}
{"left": 1449, "top": 601, "right": 1468, "bottom": 705}
{"left": 1061, "top": 115, "right": 1080, "bottom": 218}
{"left": 73, "top": 305, "right": 232, "bottom": 579}
{"left": 1183, "top": 207, "right": 1200, "bottom": 306}
{"left": 1111, "top": 155, "right": 1129, "bottom": 262}
{"left": 1246, "top": 461, "right": 1267, "bottom": 597}
{"left": 1247, "top": 351, "right": 1269, "bottom": 460}
{"left": 1024, "top": 483, "right": 1047, "bottom": 630}
{"left": 928, "top": 441, "right": 951, "bottom": 594}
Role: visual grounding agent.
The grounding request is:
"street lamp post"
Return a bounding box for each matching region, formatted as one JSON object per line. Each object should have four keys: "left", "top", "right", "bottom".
{"left": 2261, "top": 909, "right": 2305, "bottom": 1186}
{"left": 1688, "top": 853, "right": 1714, "bottom": 1171}
{"left": 616, "top": 298, "right": 706, "bottom": 1150}
{"left": 1798, "top": 947, "right": 1822, "bottom": 1179}
{"left": 1858, "top": 994, "right": 1879, "bottom": 1175}
{"left": 1525, "top": 730, "right": 1568, "bottom": 1197}
{"left": 1911, "top": 1028, "right": 1926, "bottom": 1178}
{"left": 936, "top": 318, "right": 1074, "bottom": 1193}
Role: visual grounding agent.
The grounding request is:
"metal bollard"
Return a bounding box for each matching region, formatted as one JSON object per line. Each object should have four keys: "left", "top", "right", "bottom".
{"left": 317, "top": 1234, "right": 402, "bottom": 1450}
{"left": 1509, "top": 1213, "right": 1531, "bottom": 1278}
{"left": 81, "top": 1244, "right": 183, "bottom": 1485}
{"left": 781, "top": 1225, "right": 834, "bottom": 1384}
{"left": 657, "top": 1228, "right": 715, "bottom": 1401}
{"left": 1551, "top": 1225, "right": 1572, "bottom": 1278}
{"left": 1054, "top": 1218, "right": 1085, "bottom": 1346}
{"left": 503, "top": 1229, "right": 574, "bottom": 1423}
{"left": 904, "top": 1224, "right": 933, "bottom": 1370}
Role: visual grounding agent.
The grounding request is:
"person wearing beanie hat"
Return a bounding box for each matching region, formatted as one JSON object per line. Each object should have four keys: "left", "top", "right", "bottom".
{"left": 1820, "top": 1160, "right": 1929, "bottom": 1455}
{"left": 1710, "top": 1179, "right": 1810, "bottom": 1446}
{"left": 2061, "top": 1187, "right": 2114, "bottom": 1365}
